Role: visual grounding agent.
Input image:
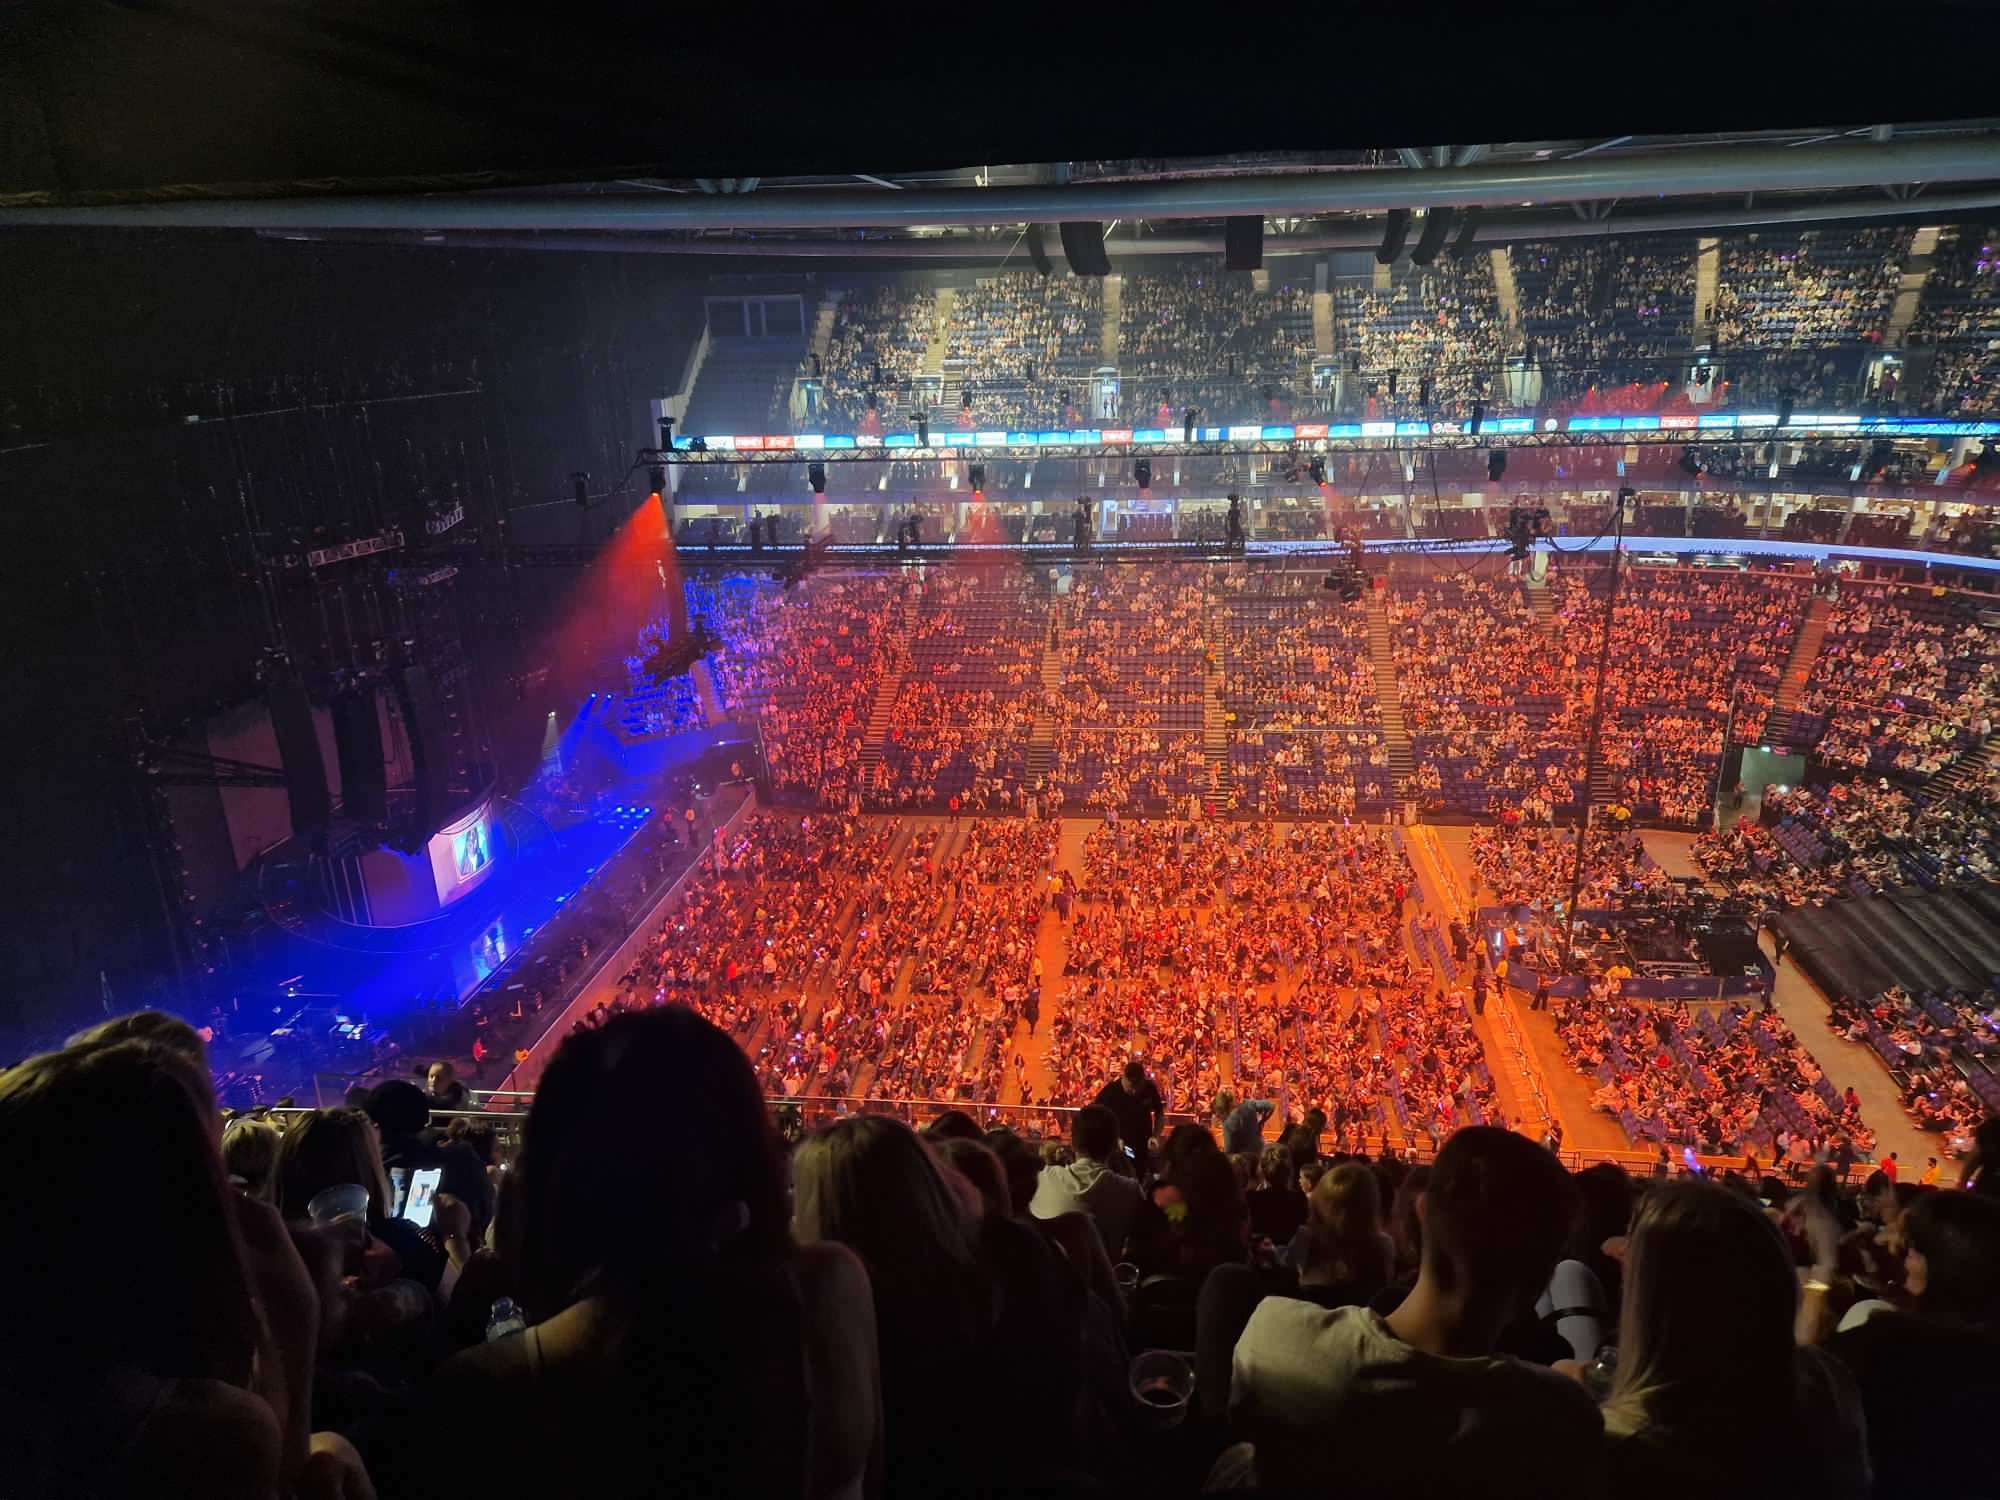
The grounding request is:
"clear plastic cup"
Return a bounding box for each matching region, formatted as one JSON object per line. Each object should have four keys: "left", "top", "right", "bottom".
{"left": 1114, "top": 1262, "right": 1141, "bottom": 1295}
{"left": 1129, "top": 1348, "right": 1194, "bottom": 1428}
{"left": 306, "top": 1182, "right": 370, "bottom": 1227}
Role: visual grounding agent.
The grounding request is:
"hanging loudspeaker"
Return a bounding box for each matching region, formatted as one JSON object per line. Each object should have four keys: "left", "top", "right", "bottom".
{"left": 1058, "top": 221, "right": 1112, "bottom": 277}
{"left": 1025, "top": 224, "right": 1052, "bottom": 276}
{"left": 332, "top": 684, "right": 388, "bottom": 825}
{"left": 1224, "top": 216, "right": 1264, "bottom": 271}
{"left": 265, "top": 672, "right": 331, "bottom": 843}
{"left": 391, "top": 664, "right": 449, "bottom": 843}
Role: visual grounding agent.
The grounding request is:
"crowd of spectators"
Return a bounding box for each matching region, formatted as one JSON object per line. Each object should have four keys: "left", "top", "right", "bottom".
{"left": 1796, "top": 583, "right": 1998, "bottom": 779}
{"left": 1557, "top": 995, "right": 1876, "bottom": 1159}
{"left": 1514, "top": 239, "right": 1695, "bottom": 390}
{"left": 1119, "top": 265, "right": 1314, "bottom": 423}
{"left": 946, "top": 273, "right": 1101, "bottom": 430}
{"left": 1552, "top": 563, "right": 1806, "bottom": 825}
{"left": 1907, "top": 223, "right": 2000, "bottom": 416}
{"left": 1713, "top": 228, "right": 1907, "bottom": 352}
{"left": 818, "top": 283, "right": 937, "bottom": 428}
{"left": 30, "top": 999, "right": 2000, "bottom": 1498}
{"left": 708, "top": 570, "right": 908, "bottom": 808}
{"left": 1334, "top": 259, "right": 1508, "bottom": 409}
{"left": 1049, "top": 820, "right": 1500, "bottom": 1150}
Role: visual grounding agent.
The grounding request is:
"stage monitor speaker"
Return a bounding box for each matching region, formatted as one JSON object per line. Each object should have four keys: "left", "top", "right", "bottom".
{"left": 332, "top": 684, "right": 387, "bottom": 825}
{"left": 265, "top": 673, "right": 331, "bottom": 842}
{"left": 1224, "top": 216, "right": 1264, "bottom": 271}
{"left": 1025, "top": 223, "right": 1052, "bottom": 276}
{"left": 391, "top": 665, "right": 449, "bottom": 841}
{"left": 1058, "top": 221, "right": 1112, "bottom": 277}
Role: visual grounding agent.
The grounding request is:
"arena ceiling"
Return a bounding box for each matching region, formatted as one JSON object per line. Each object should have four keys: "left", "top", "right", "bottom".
{"left": 8, "top": 2, "right": 2000, "bottom": 265}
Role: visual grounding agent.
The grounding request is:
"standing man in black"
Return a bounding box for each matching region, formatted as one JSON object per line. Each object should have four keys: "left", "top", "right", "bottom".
{"left": 1092, "top": 1061, "right": 1163, "bottom": 1173}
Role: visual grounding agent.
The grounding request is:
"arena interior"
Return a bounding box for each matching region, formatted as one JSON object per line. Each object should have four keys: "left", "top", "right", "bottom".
{"left": 6, "top": 18, "right": 2000, "bottom": 1497}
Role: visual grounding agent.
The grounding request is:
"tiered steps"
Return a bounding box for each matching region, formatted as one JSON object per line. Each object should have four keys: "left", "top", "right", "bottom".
{"left": 1102, "top": 274, "right": 1122, "bottom": 362}
{"left": 922, "top": 289, "right": 955, "bottom": 377}
{"left": 1924, "top": 739, "right": 1996, "bottom": 803}
{"left": 1489, "top": 248, "right": 1523, "bottom": 340}
{"left": 1311, "top": 288, "right": 1334, "bottom": 357}
{"left": 1883, "top": 226, "right": 1942, "bottom": 348}
{"left": 1760, "top": 595, "right": 1831, "bottom": 747}
{"left": 1202, "top": 616, "right": 1231, "bottom": 814}
{"left": 1025, "top": 618, "right": 1062, "bottom": 791}
{"left": 810, "top": 293, "right": 840, "bottom": 365}
{"left": 1362, "top": 590, "right": 1414, "bottom": 814}
{"left": 1693, "top": 238, "right": 1720, "bottom": 344}
{"left": 855, "top": 593, "right": 914, "bottom": 788}
{"left": 1526, "top": 581, "right": 1558, "bottom": 636}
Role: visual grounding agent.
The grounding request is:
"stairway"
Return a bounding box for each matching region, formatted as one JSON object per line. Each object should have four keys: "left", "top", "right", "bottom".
{"left": 1102, "top": 274, "right": 1122, "bottom": 363}
{"left": 1693, "top": 238, "right": 1720, "bottom": 345}
{"left": 922, "top": 289, "right": 955, "bottom": 378}
{"left": 810, "top": 293, "right": 840, "bottom": 365}
{"left": 1924, "top": 738, "right": 1996, "bottom": 803}
{"left": 1202, "top": 616, "right": 1231, "bottom": 814}
{"left": 1588, "top": 761, "right": 1619, "bottom": 809}
{"left": 1883, "top": 226, "right": 1941, "bottom": 348}
{"left": 1026, "top": 619, "right": 1063, "bottom": 791}
{"left": 1362, "top": 591, "right": 1415, "bottom": 813}
{"left": 1489, "top": 248, "right": 1523, "bottom": 341}
{"left": 1760, "top": 594, "right": 1832, "bottom": 748}
{"left": 855, "top": 595, "right": 914, "bottom": 791}
{"left": 1311, "top": 288, "right": 1334, "bottom": 358}
{"left": 1525, "top": 578, "right": 1558, "bottom": 636}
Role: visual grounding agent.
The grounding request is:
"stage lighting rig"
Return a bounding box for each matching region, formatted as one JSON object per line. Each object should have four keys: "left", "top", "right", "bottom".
{"left": 1307, "top": 457, "right": 1328, "bottom": 487}
{"left": 658, "top": 415, "right": 674, "bottom": 449}
{"left": 808, "top": 462, "right": 827, "bottom": 495}
{"left": 1504, "top": 505, "right": 1550, "bottom": 561}
{"left": 647, "top": 464, "right": 667, "bottom": 495}
{"left": 1226, "top": 493, "right": 1244, "bottom": 548}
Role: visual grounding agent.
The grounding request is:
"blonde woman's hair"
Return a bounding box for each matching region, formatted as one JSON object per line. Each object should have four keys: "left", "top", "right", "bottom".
{"left": 1211, "top": 1089, "right": 1237, "bottom": 1121}
{"left": 221, "top": 1116, "right": 284, "bottom": 1201}
{"left": 1602, "top": 1181, "right": 1798, "bottom": 1442}
{"left": 1259, "top": 1141, "right": 1297, "bottom": 1190}
{"left": 1300, "top": 1162, "right": 1392, "bottom": 1289}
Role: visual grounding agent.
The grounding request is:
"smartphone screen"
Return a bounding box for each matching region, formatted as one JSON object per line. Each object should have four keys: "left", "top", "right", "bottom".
{"left": 402, "top": 1166, "right": 444, "bottom": 1228}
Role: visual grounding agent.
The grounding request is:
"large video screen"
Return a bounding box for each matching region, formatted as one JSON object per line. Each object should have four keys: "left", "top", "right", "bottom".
{"left": 426, "top": 802, "right": 497, "bottom": 906}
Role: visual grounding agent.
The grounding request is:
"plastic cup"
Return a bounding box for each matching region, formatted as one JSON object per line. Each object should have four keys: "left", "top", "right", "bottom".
{"left": 1129, "top": 1349, "right": 1194, "bottom": 1428}
{"left": 1114, "top": 1262, "right": 1141, "bottom": 1295}
{"left": 306, "top": 1182, "right": 370, "bottom": 1227}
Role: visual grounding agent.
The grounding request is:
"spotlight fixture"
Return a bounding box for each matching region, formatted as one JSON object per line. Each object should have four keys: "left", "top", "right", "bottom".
{"left": 688, "top": 437, "right": 708, "bottom": 454}
{"left": 571, "top": 472, "right": 589, "bottom": 509}
{"left": 967, "top": 463, "right": 985, "bottom": 492}
{"left": 808, "top": 462, "right": 827, "bottom": 495}
{"left": 1469, "top": 400, "right": 1485, "bottom": 436}
{"left": 657, "top": 415, "right": 674, "bottom": 448}
{"left": 647, "top": 463, "right": 667, "bottom": 495}
{"left": 1487, "top": 450, "right": 1506, "bottom": 482}
{"left": 1134, "top": 459, "right": 1152, "bottom": 489}
{"left": 1307, "top": 457, "right": 1328, "bottom": 487}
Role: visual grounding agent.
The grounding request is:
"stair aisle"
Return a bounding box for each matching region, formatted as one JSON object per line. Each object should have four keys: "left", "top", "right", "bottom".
{"left": 1311, "top": 288, "right": 1334, "bottom": 357}
{"left": 1693, "top": 238, "right": 1720, "bottom": 343}
{"left": 1102, "top": 274, "right": 1122, "bottom": 362}
{"left": 1760, "top": 594, "right": 1831, "bottom": 747}
{"left": 923, "top": 289, "right": 955, "bottom": 377}
{"left": 1526, "top": 581, "right": 1558, "bottom": 636}
{"left": 855, "top": 589, "right": 915, "bottom": 798}
{"left": 1202, "top": 613, "right": 1231, "bottom": 815}
{"left": 1924, "top": 739, "right": 1996, "bottom": 802}
{"left": 1883, "top": 226, "right": 1941, "bottom": 348}
{"left": 1489, "top": 248, "right": 1523, "bottom": 343}
{"left": 1362, "top": 590, "right": 1415, "bottom": 815}
{"left": 1025, "top": 616, "right": 1062, "bottom": 796}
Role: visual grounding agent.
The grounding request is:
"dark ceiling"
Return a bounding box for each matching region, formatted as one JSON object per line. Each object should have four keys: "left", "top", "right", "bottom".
{"left": 6, "top": 1, "right": 2000, "bottom": 200}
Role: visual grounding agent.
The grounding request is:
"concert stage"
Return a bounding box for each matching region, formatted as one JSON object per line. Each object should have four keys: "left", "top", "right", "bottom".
{"left": 1482, "top": 898, "right": 1774, "bottom": 1002}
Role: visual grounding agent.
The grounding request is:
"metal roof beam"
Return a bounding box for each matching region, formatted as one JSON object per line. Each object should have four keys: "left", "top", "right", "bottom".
{"left": 12, "top": 136, "right": 1998, "bottom": 231}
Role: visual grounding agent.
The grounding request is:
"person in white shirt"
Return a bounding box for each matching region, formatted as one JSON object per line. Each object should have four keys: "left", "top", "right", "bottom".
{"left": 1029, "top": 1103, "right": 1145, "bottom": 1259}
{"left": 1228, "top": 1126, "right": 1603, "bottom": 1498}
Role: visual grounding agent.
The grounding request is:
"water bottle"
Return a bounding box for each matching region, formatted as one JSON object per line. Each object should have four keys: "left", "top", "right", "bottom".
{"left": 485, "top": 1296, "right": 527, "bottom": 1343}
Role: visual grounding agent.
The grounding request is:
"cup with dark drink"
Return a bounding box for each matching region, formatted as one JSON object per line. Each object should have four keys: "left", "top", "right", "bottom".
{"left": 1129, "top": 1349, "right": 1194, "bottom": 1428}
